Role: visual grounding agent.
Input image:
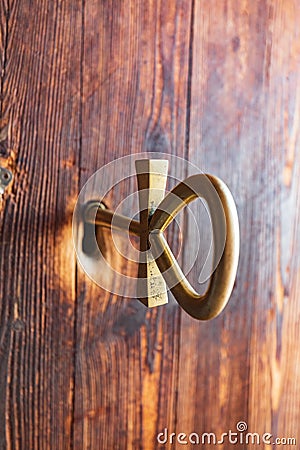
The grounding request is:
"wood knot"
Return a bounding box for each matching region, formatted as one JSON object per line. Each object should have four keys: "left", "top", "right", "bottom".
{"left": 146, "top": 125, "right": 171, "bottom": 153}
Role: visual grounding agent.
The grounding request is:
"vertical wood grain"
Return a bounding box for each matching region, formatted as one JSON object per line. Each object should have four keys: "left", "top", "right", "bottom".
{"left": 1, "top": 0, "right": 300, "bottom": 449}
{"left": 0, "top": 1, "right": 81, "bottom": 448}
{"left": 73, "top": 1, "right": 192, "bottom": 449}
{"left": 176, "top": 0, "right": 300, "bottom": 448}
{"left": 247, "top": 1, "right": 300, "bottom": 443}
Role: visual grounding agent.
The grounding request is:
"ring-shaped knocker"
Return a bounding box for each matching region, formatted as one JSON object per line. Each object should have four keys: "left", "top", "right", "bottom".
{"left": 148, "top": 173, "right": 239, "bottom": 320}
{"left": 79, "top": 159, "right": 240, "bottom": 321}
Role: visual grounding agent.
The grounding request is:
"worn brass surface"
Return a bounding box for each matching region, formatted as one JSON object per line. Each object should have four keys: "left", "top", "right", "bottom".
{"left": 83, "top": 161, "right": 239, "bottom": 320}
{"left": 149, "top": 174, "right": 239, "bottom": 320}
{"left": 85, "top": 200, "right": 141, "bottom": 236}
{"left": 135, "top": 160, "right": 169, "bottom": 307}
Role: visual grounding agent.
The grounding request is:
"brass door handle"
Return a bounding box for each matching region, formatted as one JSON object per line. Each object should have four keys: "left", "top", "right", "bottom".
{"left": 82, "top": 159, "right": 239, "bottom": 320}
{"left": 148, "top": 174, "right": 239, "bottom": 320}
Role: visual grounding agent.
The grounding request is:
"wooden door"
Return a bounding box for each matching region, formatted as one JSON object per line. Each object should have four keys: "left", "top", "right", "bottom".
{"left": 1, "top": 1, "right": 299, "bottom": 448}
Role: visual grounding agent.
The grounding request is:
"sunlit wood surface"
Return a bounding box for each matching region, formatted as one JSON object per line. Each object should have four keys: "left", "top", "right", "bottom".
{"left": 1, "top": 0, "right": 300, "bottom": 448}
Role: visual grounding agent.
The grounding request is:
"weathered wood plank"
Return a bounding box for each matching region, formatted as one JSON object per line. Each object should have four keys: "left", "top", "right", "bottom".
{"left": 73, "top": 1, "right": 193, "bottom": 448}
{"left": 176, "top": 0, "right": 300, "bottom": 448}
{"left": 247, "top": 1, "right": 300, "bottom": 442}
{"left": 1, "top": 0, "right": 300, "bottom": 448}
{"left": 0, "top": 1, "right": 81, "bottom": 448}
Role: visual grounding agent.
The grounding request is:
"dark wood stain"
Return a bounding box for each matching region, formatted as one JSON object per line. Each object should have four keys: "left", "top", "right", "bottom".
{"left": 1, "top": 0, "right": 300, "bottom": 449}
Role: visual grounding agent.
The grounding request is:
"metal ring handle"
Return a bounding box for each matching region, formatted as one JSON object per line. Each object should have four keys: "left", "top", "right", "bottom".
{"left": 149, "top": 174, "right": 240, "bottom": 320}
